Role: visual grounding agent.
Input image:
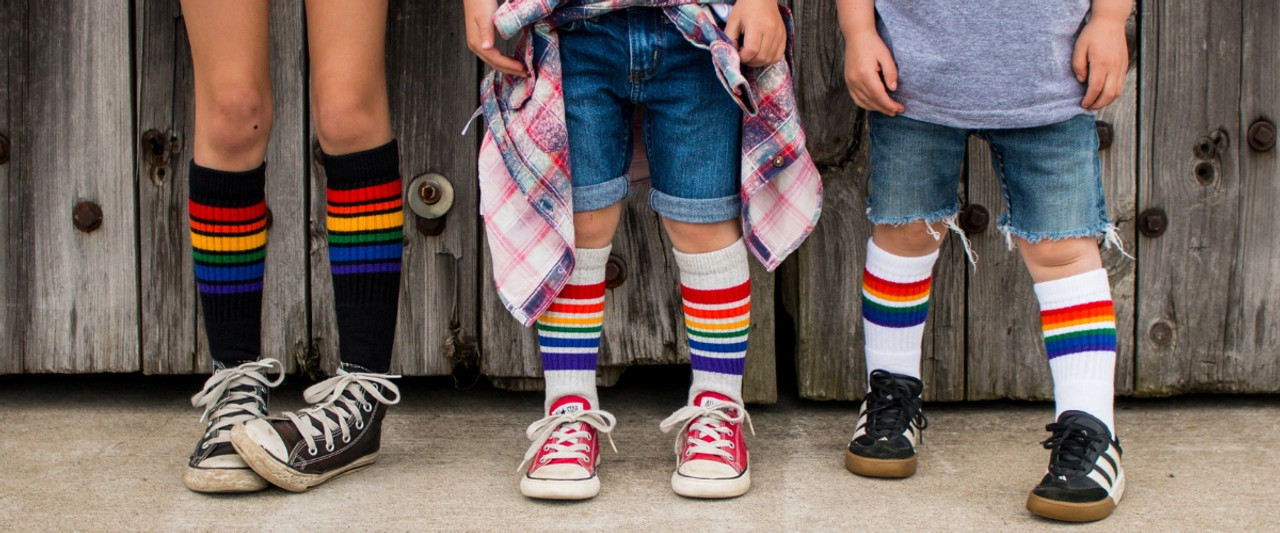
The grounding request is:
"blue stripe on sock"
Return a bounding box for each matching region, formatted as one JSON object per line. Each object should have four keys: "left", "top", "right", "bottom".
{"left": 328, "top": 243, "right": 404, "bottom": 263}
{"left": 688, "top": 339, "right": 749, "bottom": 354}
{"left": 691, "top": 354, "right": 745, "bottom": 375}
{"left": 194, "top": 262, "right": 265, "bottom": 283}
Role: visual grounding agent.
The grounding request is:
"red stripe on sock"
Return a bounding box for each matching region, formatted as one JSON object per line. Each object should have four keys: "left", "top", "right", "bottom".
{"left": 546, "top": 301, "right": 607, "bottom": 314}
{"left": 679, "top": 280, "right": 751, "bottom": 304}
{"left": 188, "top": 200, "right": 267, "bottom": 223}
{"left": 326, "top": 181, "right": 402, "bottom": 204}
{"left": 327, "top": 198, "right": 403, "bottom": 215}
{"left": 1040, "top": 300, "right": 1115, "bottom": 324}
{"left": 683, "top": 301, "right": 752, "bottom": 319}
{"left": 556, "top": 282, "right": 606, "bottom": 300}
{"left": 862, "top": 270, "right": 932, "bottom": 299}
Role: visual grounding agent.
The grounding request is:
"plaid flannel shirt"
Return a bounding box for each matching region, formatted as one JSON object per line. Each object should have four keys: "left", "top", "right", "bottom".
{"left": 479, "top": 0, "right": 822, "bottom": 326}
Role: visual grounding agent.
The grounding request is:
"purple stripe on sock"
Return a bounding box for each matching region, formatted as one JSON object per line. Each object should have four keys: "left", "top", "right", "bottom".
{"left": 541, "top": 352, "right": 598, "bottom": 371}
{"left": 691, "top": 354, "right": 745, "bottom": 376}
{"left": 197, "top": 281, "right": 264, "bottom": 295}
{"left": 332, "top": 262, "right": 402, "bottom": 275}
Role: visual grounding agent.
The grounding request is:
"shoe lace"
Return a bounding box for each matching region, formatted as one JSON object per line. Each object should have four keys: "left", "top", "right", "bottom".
{"left": 284, "top": 370, "right": 401, "bottom": 455}
{"left": 1041, "top": 420, "right": 1109, "bottom": 477}
{"left": 862, "top": 370, "right": 927, "bottom": 439}
{"left": 519, "top": 409, "right": 617, "bottom": 473}
{"left": 659, "top": 403, "right": 754, "bottom": 460}
{"left": 190, "top": 358, "right": 285, "bottom": 448}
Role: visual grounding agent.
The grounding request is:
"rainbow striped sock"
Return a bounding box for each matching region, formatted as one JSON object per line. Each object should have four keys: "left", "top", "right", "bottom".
{"left": 322, "top": 141, "right": 402, "bottom": 374}
{"left": 676, "top": 240, "right": 751, "bottom": 405}
{"left": 188, "top": 162, "right": 267, "bottom": 366}
{"left": 861, "top": 239, "right": 938, "bottom": 381}
{"left": 537, "top": 245, "right": 610, "bottom": 411}
{"left": 1035, "top": 268, "right": 1117, "bottom": 433}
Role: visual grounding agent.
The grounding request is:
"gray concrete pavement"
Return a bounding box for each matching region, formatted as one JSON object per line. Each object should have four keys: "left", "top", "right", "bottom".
{"left": 1, "top": 369, "right": 1276, "bottom": 532}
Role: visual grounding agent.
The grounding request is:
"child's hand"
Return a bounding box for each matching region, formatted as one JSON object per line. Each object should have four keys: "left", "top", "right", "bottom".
{"left": 1072, "top": 16, "right": 1128, "bottom": 110}
{"left": 725, "top": 0, "right": 786, "bottom": 67}
{"left": 464, "top": 0, "right": 527, "bottom": 77}
{"left": 843, "top": 30, "right": 905, "bottom": 116}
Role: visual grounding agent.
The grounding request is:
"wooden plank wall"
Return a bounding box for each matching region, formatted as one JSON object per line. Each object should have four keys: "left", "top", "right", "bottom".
{"left": 1, "top": 0, "right": 138, "bottom": 373}
{"left": 1136, "top": 0, "right": 1280, "bottom": 393}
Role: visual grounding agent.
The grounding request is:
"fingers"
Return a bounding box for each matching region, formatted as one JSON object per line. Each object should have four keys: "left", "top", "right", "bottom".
{"left": 1072, "top": 42, "right": 1089, "bottom": 82}
{"left": 739, "top": 21, "right": 763, "bottom": 66}
{"left": 880, "top": 54, "right": 899, "bottom": 92}
{"left": 845, "top": 72, "right": 903, "bottom": 116}
{"left": 466, "top": 16, "right": 527, "bottom": 77}
{"left": 1080, "top": 63, "right": 1104, "bottom": 109}
{"left": 1085, "top": 71, "right": 1124, "bottom": 110}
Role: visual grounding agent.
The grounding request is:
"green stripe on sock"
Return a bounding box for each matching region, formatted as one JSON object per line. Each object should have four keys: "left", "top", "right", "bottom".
{"left": 536, "top": 323, "right": 604, "bottom": 335}
{"left": 327, "top": 229, "right": 404, "bottom": 245}
{"left": 192, "top": 248, "right": 266, "bottom": 265}
{"left": 1044, "top": 327, "right": 1118, "bottom": 344}
{"left": 686, "top": 327, "right": 751, "bottom": 339}
{"left": 862, "top": 298, "right": 930, "bottom": 315}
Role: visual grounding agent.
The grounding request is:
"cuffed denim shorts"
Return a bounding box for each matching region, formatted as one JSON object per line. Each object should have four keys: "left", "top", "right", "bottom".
{"left": 867, "top": 112, "right": 1112, "bottom": 243}
{"left": 558, "top": 8, "right": 743, "bottom": 223}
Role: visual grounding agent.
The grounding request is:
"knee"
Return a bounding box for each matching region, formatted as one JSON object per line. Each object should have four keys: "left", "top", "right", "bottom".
{"left": 201, "top": 84, "right": 272, "bottom": 155}
{"left": 873, "top": 221, "right": 944, "bottom": 256}
{"left": 1018, "top": 238, "right": 1098, "bottom": 269}
{"left": 312, "top": 89, "right": 388, "bottom": 153}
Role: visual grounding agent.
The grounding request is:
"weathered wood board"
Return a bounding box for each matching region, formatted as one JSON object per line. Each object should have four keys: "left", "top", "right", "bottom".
{"left": 136, "top": 0, "right": 308, "bottom": 375}
{"left": 1137, "top": 0, "right": 1280, "bottom": 394}
{"left": 3, "top": 0, "right": 138, "bottom": 373}
{"left": 309, "top": 0, "right": 479, "bottom": 376}
{"left": 784, "top": 0, "right": 967, "bottom": 402}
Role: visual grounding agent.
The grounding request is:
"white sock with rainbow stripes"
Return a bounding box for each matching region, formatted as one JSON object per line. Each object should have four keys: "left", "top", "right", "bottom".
{"left": 862, "top": 238, "right": 939, "bottom": 381}
{"left": 1034, "top": 268, "right": 1117, "bottom": 434}
{"left": 536, "top": 245, "right": 611, "bottom": 413}
{"left": 675, "top": 239, "right": 751, "bottom": 406}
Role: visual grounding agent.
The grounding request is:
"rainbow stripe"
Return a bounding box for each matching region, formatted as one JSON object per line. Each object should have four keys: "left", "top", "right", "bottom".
{"left": 1041, "top": 300, "right": 1117, "bottom": 359}
{"left": 861, "top": 270, "right": 930, "bottom": 328}
{"left": 683, "top": 280, "right": 751, "bottom": 376}
{"left": 190, "top": 200, "right": 267, "bottom": 295}
{"left": 537, "top": 282, "right": 605, "bottom": 371}
{"left": 326, "top": 180, "right": 403, "bottom": 276}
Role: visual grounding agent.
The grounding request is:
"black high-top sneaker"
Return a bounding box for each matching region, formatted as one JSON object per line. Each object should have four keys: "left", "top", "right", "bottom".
{"left": 229, "top": 366, "right": 400, "bottom": 492}
{"left": 185, "top": 358, "right": 284, "bottom": 493}
{"left": 844, "top": 369, "right": 927, "bottom": 478}
{"left": 1027, "top": 411, "right": 1124, "bottom": 522}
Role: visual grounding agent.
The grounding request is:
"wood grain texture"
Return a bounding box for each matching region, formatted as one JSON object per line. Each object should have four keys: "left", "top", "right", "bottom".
{"left": 310, "top": 1, "right": 479, "bottom": 376}
{"left": 1136, "top": 0, "right": 1259, "bottom": 394}
{"left": 0, "top": 1, "right": 25, "bottom": 373}
{"left": 785, "top": 0, "right": 966, "bottom": 402}
{"left": 19, "top": 0, "right": 137, "bottom": 372}
{"left": 139, "top": 0, "right": 307, "bottom": 375}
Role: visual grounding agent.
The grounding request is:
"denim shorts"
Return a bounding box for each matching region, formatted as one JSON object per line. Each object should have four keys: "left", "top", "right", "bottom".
{"left": 557, "top": 8, "right": 743, "bottom": 223}
{"left": 868, "top": 112, "right": 1112, "bottom": 244}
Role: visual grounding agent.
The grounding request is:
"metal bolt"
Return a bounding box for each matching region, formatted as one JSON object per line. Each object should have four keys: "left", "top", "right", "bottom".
{"left": 1248, "top": 119, "right": 1276, "bottom": 152}
{"left": 1095, "top": 121, "right": 1113, "bottom": 150}
{"left": 1194, "top": 162, "right": 1216, "bottom": 184}
{"left": 0, "top": 133, "right": 8, "bottom": 165}
{"left": 958, "top": 204, "right": 989, "bottom": 234}
{"left": 1137, "top": 208, "right": 1168, "bottom": 238}
{"left": 604, "top": 255, "right": 627, "bottom": 289}
{"left": 73, "top": 201, "right": 103, "bottom": 233}
{"left": 1149, "top": 321, "right": 1174, "bottom": 347}
{"left": 1192, "top": 136, "right": 1218, "bottom": 160}
{"left": 418, "top": 181, "right": 440, "bottom": 205}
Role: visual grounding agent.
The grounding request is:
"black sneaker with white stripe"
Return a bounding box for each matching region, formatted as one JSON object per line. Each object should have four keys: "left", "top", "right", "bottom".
{"left": 1027, "top": 410, "right": 1125, "bottom": 522}
{"left": 844, "top": 370, "right": 927, "bottom": 478}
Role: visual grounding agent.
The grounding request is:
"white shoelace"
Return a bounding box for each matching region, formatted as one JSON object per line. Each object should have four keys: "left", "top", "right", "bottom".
{"left": 283, "top": 370, "right": 401, "bottom": 455}
{"left": 190, "top": 358, "right": 285, "bottom": 447}
{"left": 519, "top": 409, "right": 618, "bottom": 473}
{"left": 659, "top": 403, "right": 755, "bottom": 460}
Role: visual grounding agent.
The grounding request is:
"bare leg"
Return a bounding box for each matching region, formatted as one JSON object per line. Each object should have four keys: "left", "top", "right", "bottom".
{"left": 181, "top": 0, "right": 273, "bottom": 171}
{"left": 1017, "top": 237, "right": 1103, "bottom": 282}
{"left": 305, "top": 0, "right": 393, "bottom": 155}
{"left": 574, "top": 204, "right": 624, "bottom": 248}
{"left": 662, "top": 219, "right": 741, "bottom": 254}
{"left": 871, "top": 220, "right": 945, "bottom": 258}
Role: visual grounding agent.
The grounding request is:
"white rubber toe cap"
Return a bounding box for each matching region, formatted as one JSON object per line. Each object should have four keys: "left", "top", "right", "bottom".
{"left": 240, "top": 419, "right": 289, "bottom": 462}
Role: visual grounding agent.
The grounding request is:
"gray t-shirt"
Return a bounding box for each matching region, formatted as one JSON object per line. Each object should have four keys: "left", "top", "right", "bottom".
{"left": 876, "top": 1, "right": 1093, "bottom": 129}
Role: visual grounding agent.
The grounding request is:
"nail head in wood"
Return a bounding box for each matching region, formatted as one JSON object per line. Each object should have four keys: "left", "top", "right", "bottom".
{"left": 958, "top": 204, "right": 989, "bottom": 234}
{"left": 73, "top": 201, "right": 103, "bottom": 233}
{"left": 1095, "top": 121, "right": 1113, "bottom": 150}
{"left": 1137, "top": 208, "right": 1168, "bottom": 238}
{"left": 605, "top": 255, "right": 627, "bottom": 289}
{"left": 1248, "top": 119, "right": 1275, "bottom": 152}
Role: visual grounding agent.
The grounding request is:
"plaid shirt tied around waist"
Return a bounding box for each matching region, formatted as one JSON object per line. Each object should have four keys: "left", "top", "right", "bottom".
{"left": 479, "top": 0, "right": 822, "bottom": 326}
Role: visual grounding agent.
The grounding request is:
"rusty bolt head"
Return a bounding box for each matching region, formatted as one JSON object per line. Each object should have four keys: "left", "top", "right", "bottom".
{"left": 418, "top": 181, "right": 440, "bottom": 205}
{"left": 1248, "top": 119, "right": 1276, "bottom": 152}
{"left": 1149, "top": 321, "right": 1175, "bottom": 347}
{"left": 1095, "top": 121, "right": 1114, "bottom": 150}
{"left": 0, "top": 133, "right": 9, "bottom": 165}
{"left": 958, "top": 204, "right": 990, "bottom": 234}
{"left": 604, "top": 255, "right": 627, "bottom": 289}
{"left": 1137, "top": 208, "right": 1168, "bottom": 238}
{"left": 415, "top": 214, "right": 446, "bottom": 236}
{"left": 1194, "top": 162, "right": 1216, "bottom": 184}
{"left": 73, "top": 201, "right": 103, "bottom": 233}
{"left": 1192, "top": 136, "right": 1218, "bottom": 159}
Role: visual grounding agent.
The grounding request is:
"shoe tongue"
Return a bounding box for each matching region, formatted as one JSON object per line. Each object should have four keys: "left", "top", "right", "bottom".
{"left": 1057, "top": 410, "right": 1110, "bottom": 438}
{"left": 549, "top": 396, "right": 591, "bottom": 416}
{"left": 694, "top": 391, "right": 734, "bottom": 409}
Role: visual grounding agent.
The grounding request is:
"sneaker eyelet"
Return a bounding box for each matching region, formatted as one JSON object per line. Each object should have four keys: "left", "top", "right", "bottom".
{"left": 728, "top": 442, "right": 735, "bottom": 449}
{"left": 362, "top": 403, "right": 373, "bottom": 412}
{"left": 201, "top": 443, "right": 210, "bottom": 449}
{"left": 539, "top": 458, "right": 549, "bottom": 464}
{"left": 343, "top": 435, "right": 352, "bottom": 443}
{"left": 685, "top": 450, "right": 692, "bottom": 456}
{"left": 326, "top": 443, "right": 335, "bottom": 452}
{"left": 356, "top": 421, "right": 364, "bottom": 430}
{"left": 308, "top": 447, "right": 318, "bottom": 455}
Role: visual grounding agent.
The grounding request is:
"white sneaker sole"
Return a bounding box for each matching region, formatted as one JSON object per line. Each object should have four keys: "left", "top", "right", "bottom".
{"left": 229, "top": 424, "right": 377, "bottom": 493}
{"left": 520, "top": 475, "right": 600, "bottom": 500}
{"left": 183, "top": 465, "right": 269, "bottom": 493}
{"left": 671, "top": 467, "right": 750, "bottom": 499}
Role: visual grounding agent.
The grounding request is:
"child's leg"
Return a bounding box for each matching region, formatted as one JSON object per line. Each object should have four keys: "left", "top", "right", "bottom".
{"left": 229, "top": 0, "right": 404, "bottom": 493}
{"left": 1019, "top": 237, "right": 1115, "bottom": 433}
{"left": 180, "top": 0, "right": 280, "bottom": 494}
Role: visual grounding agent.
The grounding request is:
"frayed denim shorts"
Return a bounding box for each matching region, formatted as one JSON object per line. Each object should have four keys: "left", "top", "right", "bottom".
{"left": 557, "top": 8, "right": 742, "bottom": 224}
{"left": 867, "top": 112, "right": 1112, "bottom": 245}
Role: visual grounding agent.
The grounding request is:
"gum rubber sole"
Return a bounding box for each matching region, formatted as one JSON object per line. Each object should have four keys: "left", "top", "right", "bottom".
{"left": 183, "top": 465, "right": 269, "bottom": 493}
{"left": 229, "top": 424, "right": 377, "bottom": 492}
{"left": 1026, "top": 473, "right": 1125, "bottom": 523}
{"left": 519, "top": 475, "right": 600, "bottom": 500}
{"left": 671, "top": 467, "right": 751, "bottom": 499}
{"left": 844, "top": 449, "right": 917, "bottom": 478}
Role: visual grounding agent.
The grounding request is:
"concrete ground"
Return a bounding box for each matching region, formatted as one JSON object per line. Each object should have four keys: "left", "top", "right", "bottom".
{"left": 1, "top": 368, "right": 1276, "bottom": 532}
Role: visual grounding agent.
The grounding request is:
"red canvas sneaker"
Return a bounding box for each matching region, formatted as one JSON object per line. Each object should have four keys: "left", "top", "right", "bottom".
{"left": 519, "top": 396, "right": 617, "bottom": 500}
{"left": 660, "top": 391, "right": 753, "bottom": 499}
